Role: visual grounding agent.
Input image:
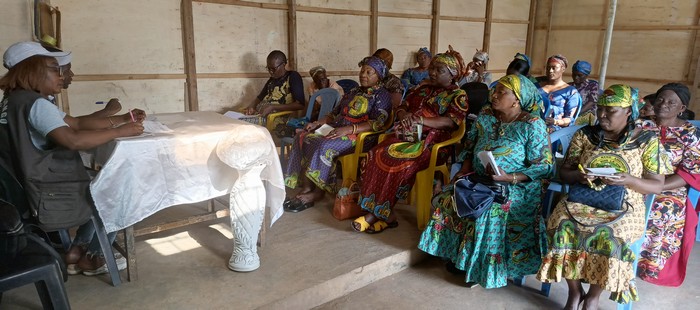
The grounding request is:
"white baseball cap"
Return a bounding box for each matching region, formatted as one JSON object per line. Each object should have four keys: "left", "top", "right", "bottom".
{"left": 3, "top": 41, "right": 72, "bottom": 69}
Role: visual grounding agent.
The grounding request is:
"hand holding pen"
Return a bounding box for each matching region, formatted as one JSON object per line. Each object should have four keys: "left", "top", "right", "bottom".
{"left": 578, "top": 164, "right": 595, "bottom": 187}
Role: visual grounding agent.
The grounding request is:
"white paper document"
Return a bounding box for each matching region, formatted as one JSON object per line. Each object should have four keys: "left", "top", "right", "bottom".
{"left": 224, "top": 111, "right": 260, "bottom": 120}
{"left": 585, "top": 167, "right": 620, "bottom": 178}
{"left": 477, "top": 151, "right": 501, "bottom": 175}
{"left": 314, "top": 124, "right": 334, "bottom": 136}
{"left": 142, "top": 120, "right": 173, "bottom": 133}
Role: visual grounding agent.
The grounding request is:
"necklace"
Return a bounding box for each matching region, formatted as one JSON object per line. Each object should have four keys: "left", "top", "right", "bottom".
{"left": 497, "top": 112, "right": 522, "bottom": 136}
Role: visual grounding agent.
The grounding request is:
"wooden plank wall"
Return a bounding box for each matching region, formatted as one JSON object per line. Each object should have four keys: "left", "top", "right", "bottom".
{"left": 532, "top": 0, "right": 700, "bottom": 111}
{"left": 0, "top": 0, "right": 532, "bottom": 115}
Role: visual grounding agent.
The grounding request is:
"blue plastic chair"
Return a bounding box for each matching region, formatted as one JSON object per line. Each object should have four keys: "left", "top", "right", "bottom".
{"left": 542, "top": 125, "right": 584, "bottom": 217}
{"left": 279, "top": 88, "right": 342, "bottom": 162}
{"left": 687, "top": 187, "right": 700, "bottom": 242}
{"left": 400, "top": 79, "right": 410, "bottom": 100}
{"left": 336, "top": 79, "right": 359, "bottom": 95}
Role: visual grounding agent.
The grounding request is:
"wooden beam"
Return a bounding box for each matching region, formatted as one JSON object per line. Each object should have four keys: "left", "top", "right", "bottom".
{"left": 482, "top": 0, "right": 493, "bottom": 52}
{"left": 536, "top": 25, "right": 700, "bottom": 31}
{"left": 543, "top": 0, "right": 555, "bottom": 65}
{"left": 683, "top": 3, "right": 700, "bottom": 81}
{"left": 525, "top": 0, "right": 537, "bottom": 57}
{"left": 491, "top": 19, "right": 529, "bottom": 24}
{"left": 194, "top": 0, "right": 286, "bottom": 10}
{"left": 439, "top": 16, "right": 485, "bottom": 23}
{"left": 287, "top": 0, "right": 297, "bottom": 71}
{"left": 430, "top": 0, "right": 440, "bottom": 53}
{"left": 73, "top": 74, "right": 187, "bottom": 81}
{"left": 296, "top": 5, "right": 370, "bottom": 16}
{"left": 181, "top": 0, "right": 199, "bottom": 111}
{"left": 378, "top": 12, "right": 432, "bottom": 19}
{"left": 370, "top": 0, "right": 378, "bottom": 54}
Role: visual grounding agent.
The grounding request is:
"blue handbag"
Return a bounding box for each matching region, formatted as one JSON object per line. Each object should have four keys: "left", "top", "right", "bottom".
{"left": 451, "top": 176, "right": 508, "bottom": 219}
{"left": 565, "top": 183, "right": 630, "bottom": 227}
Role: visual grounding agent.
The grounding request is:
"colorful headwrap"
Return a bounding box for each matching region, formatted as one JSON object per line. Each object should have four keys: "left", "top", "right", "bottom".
{"left": 359, "top": 56, "right": 388, "bottom": 80}
{"left": 417, "top": 47, "right": 432, "bottom": 59}
{"left": 309, "top": 66, "right": 326, "bottom": 78}
{"left": 432, "top": 45, "right": 467, "bottom": 82}
{"left": 514, "top": 53, "right": 531, "bottom": 66}
{"left": 599, "top": 84, "right": 640, "bottom": 120}
{"left": 473, "top": 49, "right": 489, "bottom": 64}
{"left": 656, "top": 83, "right": 690, "bottom": 106}
{"left": 547, "top": 54, "right": 568, "bottom": 68}
{"left": 572, "top": 60, "right": 592, "bottom": 75}
{"left": 494, "top": 74, "right": 544, "bottom": 115}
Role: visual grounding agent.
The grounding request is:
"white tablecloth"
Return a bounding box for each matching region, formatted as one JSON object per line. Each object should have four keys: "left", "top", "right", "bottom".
{"left": 89, "top": 111, "right": 284, "bottom": 233}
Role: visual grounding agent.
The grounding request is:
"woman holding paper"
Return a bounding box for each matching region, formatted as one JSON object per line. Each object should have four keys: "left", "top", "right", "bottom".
{"left": 536, "top": 85, "right": 671, "bottom": 309}
{"left": 283, "top": 56, "right": 392, "bottom": 212}
{"left": 418, "top": 74, "right": 552, "bottom": 289}
{"left": 353, "top": 46, "right": 468, "bottom": 233}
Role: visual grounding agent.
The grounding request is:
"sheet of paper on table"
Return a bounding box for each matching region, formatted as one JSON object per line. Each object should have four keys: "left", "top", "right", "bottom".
{"left": 142, "top": 120, "right": 173, "bottom": 133}
{"left": 477, "top": 151, "right": 501, "bottom": 175}
{"left": 315, "top": 124, "right": 334, "bottom": 136}
{"left": 224, "top": 111, "right": 261, "bottom": 120}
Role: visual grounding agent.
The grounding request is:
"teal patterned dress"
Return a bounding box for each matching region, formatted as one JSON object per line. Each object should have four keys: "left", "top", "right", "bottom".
{"left": 418, "top": 105, "right": 553, "bottom": 288}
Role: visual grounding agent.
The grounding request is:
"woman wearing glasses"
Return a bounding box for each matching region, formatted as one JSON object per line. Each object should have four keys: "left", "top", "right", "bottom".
{"left": 0, "top": 41, "right": 145, "bottom": 275}
{"left": 243, "top": 50, "right": 305, "bottom": 118}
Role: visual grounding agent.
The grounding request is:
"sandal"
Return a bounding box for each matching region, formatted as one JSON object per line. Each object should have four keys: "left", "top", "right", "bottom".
{"left": 283, "top": 197, "right": 299, "bottom": 210}
{"left": 365, "top": 220, "right": 399, "bottom": 234}
{"left": 351, "top": 216, "right": 372, "bottom": 232}
{"left": 286, "top": 200, "right": 314, "bottom": 213}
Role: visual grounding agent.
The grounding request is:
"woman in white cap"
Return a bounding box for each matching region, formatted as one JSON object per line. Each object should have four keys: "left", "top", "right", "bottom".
{"left": 0, "top": 41, "right": 144, "bottom": 276}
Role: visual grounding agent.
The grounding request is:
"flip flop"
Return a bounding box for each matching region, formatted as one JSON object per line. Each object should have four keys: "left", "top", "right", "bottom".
{"left": 286, "top": 200, "right": 314, "bottom": 213}
{"left": 365, "top": 220, "right": 399, "bottom": 234}
{"left": 283, "top": 197, "right": 301, "bottom": 211}
{"left": 351, "top": 216, "right": 371, "bottom": 232}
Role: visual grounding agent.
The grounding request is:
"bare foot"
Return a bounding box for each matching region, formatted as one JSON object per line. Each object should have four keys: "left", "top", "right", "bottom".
{"left": 296, "top": 187, "right": 324, "bottom": 204}
{"left": 564, "top": 284, "right": 585, "bottom": 310}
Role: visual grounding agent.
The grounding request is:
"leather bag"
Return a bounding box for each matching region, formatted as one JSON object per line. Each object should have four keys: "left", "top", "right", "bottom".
{"left": 333, "top": 182, "right": 366, "bottom": 220}
{"left": 451, "top": 175, "right": 509, "bottom": 220}
{"left": 566, "top": 183, "right": 630, "bottom": 227}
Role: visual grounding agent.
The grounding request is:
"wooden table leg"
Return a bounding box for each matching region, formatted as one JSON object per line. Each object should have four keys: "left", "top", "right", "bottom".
{"left": 125, "top": 226, "right": 138, "bottom": 282}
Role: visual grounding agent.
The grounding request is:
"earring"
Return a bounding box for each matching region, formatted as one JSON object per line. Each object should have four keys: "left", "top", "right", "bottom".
{"left": 512, "top": 103, "right": 517, "bottom": 107}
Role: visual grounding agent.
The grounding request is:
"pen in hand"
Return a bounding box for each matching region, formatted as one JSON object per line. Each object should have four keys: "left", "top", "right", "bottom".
{"left": 129, "top": 109, "right": 135, "bottom": 122}
{"left": 578, "top": 164, "right": 594, "bottom": 187}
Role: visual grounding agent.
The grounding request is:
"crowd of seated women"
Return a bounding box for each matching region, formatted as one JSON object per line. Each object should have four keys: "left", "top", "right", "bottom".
{"left": 274, "top": 44, "right": 698, "bottom": 309}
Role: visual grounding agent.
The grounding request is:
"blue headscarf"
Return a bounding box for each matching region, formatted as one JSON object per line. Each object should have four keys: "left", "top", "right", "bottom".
{"left": 418, "top": 47, "right": 432, "bottom": 58}
{"left": 514, "top": 53, "right": 531, "bottom": 67}
{"left": 359, "top": 56, "right": 388, "bottom": 80}
{"left": 573, "top": 60, "right": 592, "bottom": 75}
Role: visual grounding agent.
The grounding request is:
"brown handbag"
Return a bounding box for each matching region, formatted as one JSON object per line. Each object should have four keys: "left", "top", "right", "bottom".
{"left": 333, "top": 182, "right": 366, "bottom": 220}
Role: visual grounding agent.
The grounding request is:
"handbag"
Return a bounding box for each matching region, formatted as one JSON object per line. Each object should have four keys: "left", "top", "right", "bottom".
{"left": 565, "top": 183, "right": 630, "bottom": 227}
{"left": 395, "top": 122, "right": 423, "bottom": 142}
{"left": 333, "top": 182, "right": 366, "bottom": 220}
{"left": 451, "top": 175, "right": 509, "bottom": 220}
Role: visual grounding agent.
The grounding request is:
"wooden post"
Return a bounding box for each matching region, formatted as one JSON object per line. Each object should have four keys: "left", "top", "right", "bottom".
{"left": 683, "top": 3, "right": 700, "bottom": 81}
{"left": 542, "top": 0, "right": 555, "bottom": 72}
{"left": 370, "top": 0, "right": 378, "bottom": 54}
{"left": 482, "top": 0, "right": 493, "bottom": 52}
{"left": 598, "top": 0, "right": 618, "bottom": 91}
{"left": 430, "top": 0, "right": 440, "bottom": 54}
{"left": 287, "top": 0, "right": 297, "bottom": 70}
{"left": 525, "top": 0, "right": 537, "bottom": 57}
{"left": 181, "top": 0, "right": 199, "bottom": 111}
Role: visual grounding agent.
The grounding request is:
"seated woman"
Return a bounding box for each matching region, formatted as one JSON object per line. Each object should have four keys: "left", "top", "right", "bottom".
{"left": 353, "top": 46, "right": 468, "bottom": 233}
{"left": 488, "top": 53, "right": 535, "bottom": 89}
{"left": 0, "top": 42, "right": 145, "bottom": 275}
{"left": 372, "top": 48, "right": 405, "bottom": 110}
{"left": 307, "top": 65, "right": 344, "bottom": 121}
{"left": 536, "top": 55, "right": 582, "bottom": 132}
{"left": 418, "top": 74, "right": 552, "bottom": 289}
{"left": 283, "top": 56, "right": 392, "bottom": 212}
{"left": 536, "top": 84, "right": 671, "bottom": 309}
{"left": 459, "top": 49, "right": 492, "bottom": 86}
{"left": 401, "top": 47, "right": 432, "bottom": 90}
{"left": 243, "top": 50, "right": 305, "bottom": 123}
{"left": 637, "top": 83, "right": 700, "bottom": 287}
{"left": 570, "top": 60, "right": 600, "bottom": 126}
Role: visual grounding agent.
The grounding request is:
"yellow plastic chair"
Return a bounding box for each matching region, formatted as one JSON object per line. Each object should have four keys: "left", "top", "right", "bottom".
{"left": 265, "top": 110, "right": 294, "bottom": 132}
{"left": 337, "top": 113, "right": 393, "bottom": 186}
{"left": 410, "top": 121, "right": 466, "bottom": 229}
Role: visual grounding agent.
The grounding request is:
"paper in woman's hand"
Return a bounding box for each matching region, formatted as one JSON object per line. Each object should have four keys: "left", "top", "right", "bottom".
{"left": 314, "top": 124, "right": 334, "bottom": 136}
{"left": 585, "top": 167, "right": 620, "bottom": 179}
{"left": 477, "top": 151, "right": 501, "bottom": 176}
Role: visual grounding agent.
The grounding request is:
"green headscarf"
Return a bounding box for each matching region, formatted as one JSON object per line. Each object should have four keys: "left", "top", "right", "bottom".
{"left": 599, "top": 84, "right": 640, "bottom": 120}
{"left": 494, "top": 74, "right": 544, "bottom": 115}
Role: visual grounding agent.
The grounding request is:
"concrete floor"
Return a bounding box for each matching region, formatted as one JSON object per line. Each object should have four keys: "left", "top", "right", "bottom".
{"left": 3, "top": 195, "right": 699, "bottom": 310}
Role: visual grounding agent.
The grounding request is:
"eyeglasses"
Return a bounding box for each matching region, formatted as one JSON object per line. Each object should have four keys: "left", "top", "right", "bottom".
{"left": 266, "top": 62, "right": 285, "bottom": 72}
{"left": 46, "top": 65, "right": 64, "bottom": 77}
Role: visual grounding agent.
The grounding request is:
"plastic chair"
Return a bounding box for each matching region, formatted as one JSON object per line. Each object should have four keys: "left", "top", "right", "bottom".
{"left": 411, "top": 121, "right": 467, "bottom": 229}
{"left": 687, "top": 187, "right": 700, "bottom": 242}
{"left": 337, "top": 111, "right": 394, "bottom": 186}
{"left": 0, "top": 163, "right": 121, "bottom": 287}
{"left": 461, "top": 82, "right": 489, "bottom": 118}
{"left": 400, "top": 79, "right": 410, "bottom": 101}
{"left": 542, "top": 125, "right": 585, "bottom": 218}
{"left": 336, "top": 79, "right": 359, "bottom": 95}
{"left": 0, "top": 199, "right": 70, "bottom": 310}
{"left": 279, "top": 88, "right": 341, "bottom": 161}
{"left": 688, "top": 120, "right": 700, "bottom": 127}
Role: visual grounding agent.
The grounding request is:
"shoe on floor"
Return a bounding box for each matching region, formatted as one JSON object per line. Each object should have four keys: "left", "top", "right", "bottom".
{"left": 78, "top": 252, "right": 127, "bottom": 276}
{"left": 286, "top": 200, "right": 313, "bottom": 213}
{"left": 64, "top": 244, "right": 88, "bottom": 265}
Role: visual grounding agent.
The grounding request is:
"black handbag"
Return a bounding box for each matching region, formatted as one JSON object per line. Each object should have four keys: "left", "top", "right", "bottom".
{"left": 566, "top": 183, "right": 631, "bottom": 226}
{"left": 451, "top": 175, "right": 509, "bottom": 219}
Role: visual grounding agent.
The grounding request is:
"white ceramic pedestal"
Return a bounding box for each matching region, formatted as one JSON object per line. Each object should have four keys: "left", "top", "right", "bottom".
{"left": 227, "top": 163, "right": 266, "bottom": 272}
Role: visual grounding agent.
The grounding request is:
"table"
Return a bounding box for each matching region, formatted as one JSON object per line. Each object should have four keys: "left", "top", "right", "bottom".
{"left": 89, "top": 111, "right": 285, "bottom": 280}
